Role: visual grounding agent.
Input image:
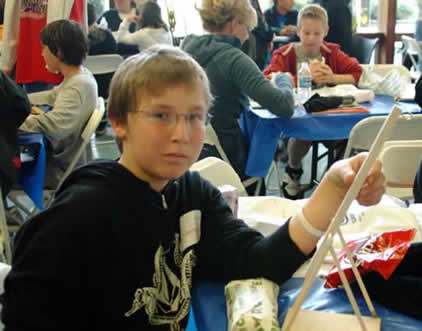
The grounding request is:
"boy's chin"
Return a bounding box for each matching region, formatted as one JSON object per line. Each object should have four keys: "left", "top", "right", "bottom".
{"left": 162, "top": 165, "right": 192, "bottom": 180}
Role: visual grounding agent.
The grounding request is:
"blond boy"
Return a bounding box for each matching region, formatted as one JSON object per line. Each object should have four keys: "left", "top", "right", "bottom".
{"left": 264, "top": 4, "right": 363, "bottom": 199}
{"left": 3, "top": 45, "right": 384, "bottom": 330}
{"left": 264, "top": 4, "right": 362, "bottom": 86}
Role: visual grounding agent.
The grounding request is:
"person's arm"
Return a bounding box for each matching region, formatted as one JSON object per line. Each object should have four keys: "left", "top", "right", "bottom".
{"left": 311, "top": 61, "right": 357, "bottom": 85}
{"left": 0, "top": 0, "right": 21, "bottom": 74}
{"left": 2, "top": 185, "right": 108, "bottom": 331}
{"left": 28, "top": 87, "right": 57, "bottom": 106}
{"left": 196, "top": 153, "right": 385, "bottom": 285}
{"left": 196, "top": 178, "right": 309, "bottom": 284}
{"left": 116, "top": 17, "right": 145, "bottom": 47}
{"left": 228, "top": 50, "right": 294, "bottom": 117}
{"left": 20, "top": 80, "right": 86, "bottom": 145}
{"left": 289, "top": 153, "right": 384, "bottom": 254}
{"left": 333, "top": 48, "right": 363, "bottom": 83}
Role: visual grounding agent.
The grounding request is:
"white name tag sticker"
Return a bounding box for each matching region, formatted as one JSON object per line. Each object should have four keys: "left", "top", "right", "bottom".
{"left": 179, "top": 210, "right": 201, "bottom": 252}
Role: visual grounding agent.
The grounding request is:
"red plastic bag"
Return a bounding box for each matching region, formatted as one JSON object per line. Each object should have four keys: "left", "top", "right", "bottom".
{"left": 325, "top": 229, "right": 416, "bottom": 288}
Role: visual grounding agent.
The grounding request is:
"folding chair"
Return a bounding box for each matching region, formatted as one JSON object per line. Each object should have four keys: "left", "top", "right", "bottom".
{"left": 84, "top": 54, "right": 123, "bottom": 136}
{"left": 350, "top": 35, "right": 379, "bottom": 64}
{"left": 204, "top": 124, "right": 263, "bottom": 196}
{"left": 401, "top": 35, "right": 422, "bottom": 81}
{"left": 344, "top": 114, "right": 422, "bottom": 158}
{"left": 8, "top": 97, "right": 106, "bottom": 219}
{"left": 83, "top": 54, "right": 124, "bottom": 76}
{"left": 379, "top": 140, "right": 422, "bottom": 201}
{"left": 190, "top": 157, "right": 247, "bottom": 196}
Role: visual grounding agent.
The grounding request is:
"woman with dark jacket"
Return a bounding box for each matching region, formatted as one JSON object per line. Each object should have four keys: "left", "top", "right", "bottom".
{"left": 182, "top": 0, "right": 294, "bottom": 194}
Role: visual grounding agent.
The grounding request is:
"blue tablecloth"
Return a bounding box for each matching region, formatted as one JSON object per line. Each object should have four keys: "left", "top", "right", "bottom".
{"left": 192, "top": 278, "right": 422, "bottom": 331}
{"left": 241, "top": 95, "right": 421, "bottom": 177}
{"left": 17, "top": 132, "right": 46, "bottom": 210}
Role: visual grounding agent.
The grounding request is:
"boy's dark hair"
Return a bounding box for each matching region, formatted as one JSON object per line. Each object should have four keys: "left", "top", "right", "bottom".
{"left": 139, "top": 1, "right": 168, "bottom": 31}
{"left": 87, "top": 3, "right": 96, "bottom": 26}
{"left": 40, "top": 19, "right": 88, "bottom": 66}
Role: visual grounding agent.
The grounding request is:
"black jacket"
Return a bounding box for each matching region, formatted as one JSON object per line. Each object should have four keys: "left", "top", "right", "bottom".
{"left": 264, "top": 6, "right": 298, "bottom": 35}
{"left": 0, "top": 72, "right": 30, "bottom": 196}
{"left": 414, "top": 77, "right": 422, "bottom": 202}
{"left": 3, "top": 160, "right": 308, "bottom": 330}
{"left": 313, "top": 0, "right": 353, "bottom": 56}
{"left": 242, "top": 0, "right": 274, "bottom": 70}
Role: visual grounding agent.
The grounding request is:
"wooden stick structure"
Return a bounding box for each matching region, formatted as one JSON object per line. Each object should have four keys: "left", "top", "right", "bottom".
{"left": 282, "top": 106, "right": 402, "bottom": 331}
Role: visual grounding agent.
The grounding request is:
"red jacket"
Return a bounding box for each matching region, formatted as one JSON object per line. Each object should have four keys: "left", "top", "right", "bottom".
{"left": 264, "top": 42, "right": 362, "bottom": 86}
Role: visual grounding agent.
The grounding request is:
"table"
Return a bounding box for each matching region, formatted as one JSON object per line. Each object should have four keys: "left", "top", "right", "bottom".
{"left": 192, "top": 278, "right": 422, "bottom": 331}
{"left": 17, "top": 132, "right": 46, "bottom": 210}
{"left": 241, "top": 95, "right": 421, "bottom": 178}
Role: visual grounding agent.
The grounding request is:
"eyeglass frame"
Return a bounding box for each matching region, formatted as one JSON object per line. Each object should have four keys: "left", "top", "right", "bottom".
{"left": 134, "top": 109, "right": 213, "bottom": 129}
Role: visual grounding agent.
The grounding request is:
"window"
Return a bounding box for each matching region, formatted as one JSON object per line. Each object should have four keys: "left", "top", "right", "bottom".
{"left": 396, "top": 0, "right": 417, "bottom": 34}
{"left": 157, "top": 0, "right": 204, "bottom": 37}
{"left": 352, "top": 0, "right": 379, "bottom": 33}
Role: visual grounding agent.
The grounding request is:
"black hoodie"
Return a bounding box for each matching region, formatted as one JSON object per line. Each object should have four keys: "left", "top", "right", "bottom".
{"left": 3, "top": 160, "right": 308, "bottom": 331}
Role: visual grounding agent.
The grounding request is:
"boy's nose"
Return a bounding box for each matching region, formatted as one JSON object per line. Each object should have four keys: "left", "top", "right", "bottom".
{"left": 171, "top": 116, "right": 191, "bottom": 142}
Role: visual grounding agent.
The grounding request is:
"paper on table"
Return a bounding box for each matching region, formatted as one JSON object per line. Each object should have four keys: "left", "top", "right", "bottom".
{"left": 398, "top": 83, "right": 416, "bottom": 101}
{"left": 312, "top": 106, "right": 369, "bottom": 115}
{"left": 313, "top": 84, "right": 375, "bottom": 103}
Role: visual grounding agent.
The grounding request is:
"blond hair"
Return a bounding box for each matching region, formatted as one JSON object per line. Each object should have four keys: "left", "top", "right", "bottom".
{"left": 108, "top": 45, "right": 213, "bottom": 152}
{"left": 297, "top": 4, "right": 328, "bottom": 27}
{"left": 196, "top": 0, "right": 257, "bottom": 32}
{"left": 108, "top": 45, "right": 213, "bottom": 125}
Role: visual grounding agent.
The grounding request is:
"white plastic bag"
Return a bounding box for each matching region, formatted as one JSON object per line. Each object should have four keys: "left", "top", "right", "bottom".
{"left": 358, "top": 66, "right": 404, "bottom": 97}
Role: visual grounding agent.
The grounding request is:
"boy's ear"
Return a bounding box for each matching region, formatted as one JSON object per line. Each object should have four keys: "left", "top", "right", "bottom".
{"left": 324, "top": 25, "right": 329, "bottom": 38}
{"left": 229, "top": 18, "right": 238, "bottom": 34}
{"left": 109, "top": 116, "right": 127, "bottom": 140}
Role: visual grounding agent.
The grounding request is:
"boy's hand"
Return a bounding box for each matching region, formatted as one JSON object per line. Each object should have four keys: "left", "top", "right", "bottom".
{"left": 311, "top": 62, "right": 335, "bottom": 85}
{"left": 280, "top": 25, "right": 296, "bottom": 36}
{"left": 126, "top": 14, "right": 139, "bottom": 23}
{"left": 31, "top": 106, "right": 44, "bottom": 115}
{"left": 289, "top": 152, "right": 385, "bottom": 255}
{"left": 325, "top": 152, "right": 385, "bottom": 206}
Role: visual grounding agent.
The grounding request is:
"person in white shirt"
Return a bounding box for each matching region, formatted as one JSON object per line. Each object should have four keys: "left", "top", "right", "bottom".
{"left": 117, "top": 1, "right": 172, "bottom": 52}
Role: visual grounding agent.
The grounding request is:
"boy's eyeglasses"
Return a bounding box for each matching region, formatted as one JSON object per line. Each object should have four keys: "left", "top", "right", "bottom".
{"left": 136, "top": 110, "right": 212, "bottom": 129}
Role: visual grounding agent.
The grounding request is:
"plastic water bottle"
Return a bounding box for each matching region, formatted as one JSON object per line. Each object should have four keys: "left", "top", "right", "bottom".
{"left": 297, "top": 62, "right": 312, "bottom": 104}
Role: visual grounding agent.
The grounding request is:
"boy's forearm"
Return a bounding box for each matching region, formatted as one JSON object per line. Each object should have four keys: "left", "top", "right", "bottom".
{"left": 289, "top": 173, "right": 347, "bottom": 255}
{"left": 333, "top": 74, "right": 357, "bottom": 85}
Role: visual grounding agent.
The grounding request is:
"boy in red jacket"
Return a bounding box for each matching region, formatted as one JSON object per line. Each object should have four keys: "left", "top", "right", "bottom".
{"left": 264, "top": 4, "right": 362, "bottom": 199}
